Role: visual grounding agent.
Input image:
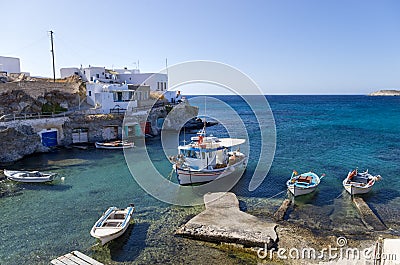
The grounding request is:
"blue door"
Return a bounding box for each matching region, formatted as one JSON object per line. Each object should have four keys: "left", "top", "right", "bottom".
{"left": 41, "top": 131, "right": 57, "bottom": 147}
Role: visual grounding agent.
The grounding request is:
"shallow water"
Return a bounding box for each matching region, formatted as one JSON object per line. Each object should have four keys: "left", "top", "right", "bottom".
{"left": 0, "top": 95, "right": 399, "bottom": 264}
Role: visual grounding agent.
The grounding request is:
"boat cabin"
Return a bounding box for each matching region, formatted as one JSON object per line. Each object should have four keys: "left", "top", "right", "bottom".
{"left": 178, "top": 136, "right": 229, "bottom": 170}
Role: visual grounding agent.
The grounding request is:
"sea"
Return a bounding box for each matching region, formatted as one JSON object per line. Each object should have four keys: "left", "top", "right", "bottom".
{"left": 0, "top": 95, "right": 399, "bottom": 264}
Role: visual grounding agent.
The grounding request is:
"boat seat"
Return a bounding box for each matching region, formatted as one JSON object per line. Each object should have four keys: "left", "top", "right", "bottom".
{"left": 113, "top": 213, "right": 126, "bottom": 219}
{"left": 352, "top": 176, "right": 369, "bottom": 184}
{"left": 297, "top": 176, "right": 312, "bottom": 183}
{"left": 101, "top": 220, "right": 123, "bottom": 227}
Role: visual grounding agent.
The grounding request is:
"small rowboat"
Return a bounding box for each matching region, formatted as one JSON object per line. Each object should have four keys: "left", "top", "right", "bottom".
{"left": 95, "top": 140, "right": 134, "bottom": 149}
{"left": 90, "top": 204, "right": 135, "bottom": 245}
{"left": 286, "top": 171, "right": 324, "bottom": 197}
{"left": 4, "top": 169, "right": 57, "bottom": 183}
{"left": 343, "top": 169, "right": 381, "bottom": 195}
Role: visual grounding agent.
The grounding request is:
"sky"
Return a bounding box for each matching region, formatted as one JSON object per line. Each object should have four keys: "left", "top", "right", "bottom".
{"left": 1, "top": 0, "right": 399, "bottom": 94}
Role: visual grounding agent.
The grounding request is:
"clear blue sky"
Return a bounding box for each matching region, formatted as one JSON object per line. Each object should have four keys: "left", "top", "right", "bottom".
{"left": 1, "top": 0, "right": 399, "bottom": 94}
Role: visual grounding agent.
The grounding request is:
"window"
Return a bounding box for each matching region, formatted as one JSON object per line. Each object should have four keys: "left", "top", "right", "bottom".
{"left": 88, "top": 91, "right": 92, "bottom": 96}
{"left": 96, "top": 74, "right": 100, "bottom": 78}
{"left": 157, "top": 82, "right": 160, "bottom": 90}
{"left": 102, "top": 72, "right": 104, "bottom": 75}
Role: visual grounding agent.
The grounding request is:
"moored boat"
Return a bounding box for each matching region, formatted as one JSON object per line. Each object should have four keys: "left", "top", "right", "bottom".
{"left": 170, "top": 128, "right": 247, "bottom": 185}
{"left": 4, "top": 169, "right": 57, "bottom": 183}
{"left": 286, "top": 171, "right": 323, "bottom": 197}
{"left": 95, "top": 140, "right": 134, "bottom": 149}
{"left": 90, "top": 204, "right": 135, "bottom": 245}
{"left": 342, "top": 169, "right": 381, "bottom": 195}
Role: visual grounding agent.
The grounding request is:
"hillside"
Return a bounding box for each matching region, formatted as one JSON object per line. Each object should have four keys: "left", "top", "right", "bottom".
{"left": 0, "top": 75, "right": 85, "bottom": 116}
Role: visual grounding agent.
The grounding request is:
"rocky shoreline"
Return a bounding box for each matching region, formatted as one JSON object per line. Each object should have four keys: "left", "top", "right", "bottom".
{"left": 369, "top": 89, "right": 400, "bottom": 96}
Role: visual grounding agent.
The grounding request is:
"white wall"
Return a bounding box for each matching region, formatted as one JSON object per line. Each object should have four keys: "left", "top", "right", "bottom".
{"left": 0, "top": 56, "right": 20, "bottom": 73}
{"left": 129, "top": 73, "right": 168, "bottom": 92}
{"left": 60, "top": 67, "right": 83, "bottom": 79}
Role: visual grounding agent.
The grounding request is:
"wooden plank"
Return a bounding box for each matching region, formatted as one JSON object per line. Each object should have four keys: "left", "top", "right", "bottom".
{"left": 64, "top": 253, "right": 91, "bottom": 265}
{"left": 72, "top": 251, "right": 104, "bottom": 265}
{"left": 57, "top": 255, "right": 79, "bottom": 265}
{"left": 51, "top": 259, "right": 66, "bottom": 265}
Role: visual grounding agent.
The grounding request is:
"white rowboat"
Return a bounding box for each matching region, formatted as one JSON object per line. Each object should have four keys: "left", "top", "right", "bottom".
{"left": 90, "top": 204, "right": 135, "bottom": 245}
{"left": 4, "top": 169, "right": 57, "bottom": 183}
{"left": 95, "top": 140, "right": 134, "bottom": 149}
{"left": 343, "top": 169, "right": 381, "bottom": 195}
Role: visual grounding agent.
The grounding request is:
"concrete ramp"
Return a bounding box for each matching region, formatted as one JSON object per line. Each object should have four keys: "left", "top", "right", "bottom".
{"left": 176, "top": 192, "right": 277, "bottom": 248}
{"left": 352, "top": 197, "right": 387, "bottom": 231}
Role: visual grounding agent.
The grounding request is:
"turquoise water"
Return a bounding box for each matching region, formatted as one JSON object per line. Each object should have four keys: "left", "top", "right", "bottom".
{"left": 0, "top": 95, "right": 399, "bottom": 264}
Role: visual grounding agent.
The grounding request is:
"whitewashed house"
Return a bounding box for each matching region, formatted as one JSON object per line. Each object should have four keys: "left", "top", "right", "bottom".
{"left": 0, "top": 56, "right": 21, "bottom": 74}
{"left": 86, "top": 82, "right": 150, "bottom": 114}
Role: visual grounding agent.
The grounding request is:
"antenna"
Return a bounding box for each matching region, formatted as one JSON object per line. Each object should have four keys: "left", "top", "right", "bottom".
{"left": 49, "top": 30, "right": 56, "bottom": 83}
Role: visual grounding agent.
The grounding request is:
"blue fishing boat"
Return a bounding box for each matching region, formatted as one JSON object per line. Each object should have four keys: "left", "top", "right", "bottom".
{"left": 286, "top": 171, "right": 323, "bottom": 197}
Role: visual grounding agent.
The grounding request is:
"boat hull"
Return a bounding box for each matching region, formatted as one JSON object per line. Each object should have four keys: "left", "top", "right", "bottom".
{"left": 175, "top": 157, "right": 246, "bottom": 185}
{"left": 286, "top": 172, "right": 321, "bottom": 197}
{"left": 342, "top": 170, "right": 377, "bottom": 195}
{"left": 287, "top": 185, "right": 317, "bottom": 197}
{"left": 95, "top": 141, "right": 134, "bottom": 149}
{"left": 90, "top": 206, "right": 134, "bottom": 245}
{"left": 342, "top": 179, "right": 374, "bottom": 195}
{"left": 4, "top": 170, "right": 56, "bottom": 183}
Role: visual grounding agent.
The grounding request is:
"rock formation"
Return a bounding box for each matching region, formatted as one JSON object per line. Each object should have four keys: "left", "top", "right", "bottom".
{"left": 369, "top": 89, "right": 400, "bottom": 96}
{"left": 0, "top": 125, "right": 49, "bottom": 163}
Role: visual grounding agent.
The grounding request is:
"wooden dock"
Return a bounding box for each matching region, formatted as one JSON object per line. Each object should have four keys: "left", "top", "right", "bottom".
{"left": 51, "top": 251, "right": 103, "bottom": 265}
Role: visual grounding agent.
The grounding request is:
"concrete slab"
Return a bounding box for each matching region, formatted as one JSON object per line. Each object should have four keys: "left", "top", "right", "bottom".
{"left": 381, "top": 238, "right": 400, "bottom": 265}
{"left": 175, "top": 192, "right": 277, "bottom": 248}
{"left": 273, "top": 199, "right": 292, "bottom": 221}
{"left": 352, "top": 197, "right": 387, "bottom": 231}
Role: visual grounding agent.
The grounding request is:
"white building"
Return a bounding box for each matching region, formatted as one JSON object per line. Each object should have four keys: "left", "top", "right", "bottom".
{"left": 0, "top": 56, "right": 21, "bottom": 74}
{"left": 86, "top": 82, "right": 150, "bottom": 114}
{"left": 61, "top": 65, "right": 179, "bottom": 102}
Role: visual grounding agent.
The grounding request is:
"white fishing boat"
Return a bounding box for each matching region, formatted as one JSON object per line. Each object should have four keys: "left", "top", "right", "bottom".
{"left": 90, "top": 204, "right": 135, "bottom": 245}
{"left": 286, "top": 171, "right": 323, "bottom": 197}
{"left": 4, "top": 169, "right": 57, "bottom": 183}
{"left": 342, "top": 169, "right": 381, "bottom": 195}
{"left": 95, "top": 140, "right": 134, "bottom": 149}
{"left": 170, "top": 128, "right": 247, "bottom": 185}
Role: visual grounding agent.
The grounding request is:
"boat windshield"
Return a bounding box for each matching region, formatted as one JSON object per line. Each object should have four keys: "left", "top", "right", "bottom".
{"left": 181, "top": 149, "right": 200, "bottom": 158}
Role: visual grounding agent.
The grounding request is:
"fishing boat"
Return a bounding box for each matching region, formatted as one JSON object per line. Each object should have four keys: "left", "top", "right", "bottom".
{"left": 90, "top": 204, "right": 135, "bottom": 245}
{"left": 95, "top": 140, "right": 134, "bottom": 149}
{"left": 170, "top": 128, "right": 247, "bottom": 185}
{"left": 286, "top": 171, "right": 323, "bottom": 197}
{"left": 342, "top": 169, "right": 381, "bottom": 195}
{"left": 3, "top": 169, "right": 57, "bottom": 183}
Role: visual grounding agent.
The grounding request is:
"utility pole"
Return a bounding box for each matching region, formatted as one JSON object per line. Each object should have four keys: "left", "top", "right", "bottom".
{"left": 49, "top": 30, "right": 56, "bottom": 83}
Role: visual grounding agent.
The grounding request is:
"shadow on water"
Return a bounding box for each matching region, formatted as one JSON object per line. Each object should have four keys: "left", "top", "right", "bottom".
{"left": 238, "top": 200, "right": 247, "bottom": 211}
{"left": 15, "top": 182, "right": 72, "bottom": 191}
{"left": 363, "top": 188, "right": 400, "bottom": 204}
{"left": 109, "top": 222, "right": 150, "bottom": 262}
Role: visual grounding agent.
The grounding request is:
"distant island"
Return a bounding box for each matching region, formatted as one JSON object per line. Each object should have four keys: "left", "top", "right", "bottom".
{"left": 369, "top": 89, "right": 400, "bottom": 96}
